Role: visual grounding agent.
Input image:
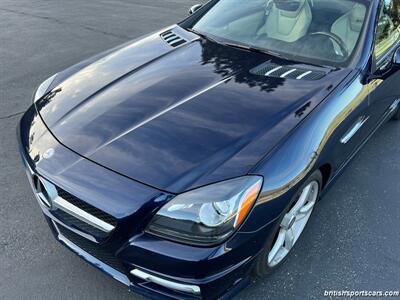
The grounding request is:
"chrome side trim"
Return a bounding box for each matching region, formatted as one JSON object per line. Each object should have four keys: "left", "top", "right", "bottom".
{"left": 280, "top": 68, "right": 297, "bottom": 78}
{"left": 265, "top": 66, "right": 282, "bottom": 76}
{"left": 53, "top": 196, "right": 115, "bottom": 233}
{"left": 296, "top": 70, "right": 312, "bottom": 79}
{"left": 52, "top": 221, "right": 130, "bottom": 286}
{"left": 130, "top": 269, "right": 201, "bottom": 295}
{"left": 389, "top": 98, "right": 400, "bottom": 113}
{"left": 340, "top": 116, "right": 370, "bottom": 144}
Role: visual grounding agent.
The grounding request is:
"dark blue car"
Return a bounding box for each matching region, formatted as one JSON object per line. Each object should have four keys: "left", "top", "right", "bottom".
{"left": 18, "top": 0, "right": 400, "bottom": 299}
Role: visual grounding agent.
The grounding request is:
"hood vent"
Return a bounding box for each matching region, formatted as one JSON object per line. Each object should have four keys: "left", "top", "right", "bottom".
{"left": 160, "top": 30, "right": 187, "bottom": 47}
{"left": 250, "top": 63, "right": 326, "bottom": 81}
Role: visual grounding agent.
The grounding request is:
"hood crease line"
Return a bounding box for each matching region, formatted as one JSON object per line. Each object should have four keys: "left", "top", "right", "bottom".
{"left": 82, "top": 74, "right": 235, "bottom": 158}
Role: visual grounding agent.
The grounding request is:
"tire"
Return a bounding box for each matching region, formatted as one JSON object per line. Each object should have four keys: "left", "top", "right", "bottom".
{"left": 253, "top": 170, "right": 322, "bottom": 277}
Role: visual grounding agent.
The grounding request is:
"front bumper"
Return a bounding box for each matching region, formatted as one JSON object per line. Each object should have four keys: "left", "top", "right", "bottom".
{"left": 46, "top": 217, "right": 257, "bottom": 300}
{"left": 17, "top": 105, "right": 275, "bottom": 299}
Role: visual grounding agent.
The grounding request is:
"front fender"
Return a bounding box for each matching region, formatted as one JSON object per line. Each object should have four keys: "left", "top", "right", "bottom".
{"left": 45, "top": 25, "right": 178, "bottom": 94}
{"left": 240, "top": 71, "right": 370, "bottom": 233}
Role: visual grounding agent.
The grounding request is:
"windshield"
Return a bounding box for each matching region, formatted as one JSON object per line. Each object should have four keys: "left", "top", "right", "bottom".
{"left": 191, "top": 0, "right": 369, "bottom": 66}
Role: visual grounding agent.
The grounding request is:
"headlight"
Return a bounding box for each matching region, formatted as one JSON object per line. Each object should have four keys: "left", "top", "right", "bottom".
{"left": 33, "top": 73, "right": 58, "bottom": 103}
{"left": 146, "top": 176, "right": 263, "bottom": 246}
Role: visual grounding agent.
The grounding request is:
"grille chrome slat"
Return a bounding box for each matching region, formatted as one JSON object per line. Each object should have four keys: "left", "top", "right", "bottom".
{"left": 31, "top": 175, "right": 116, "bottom": 236}
{"left": 54, "top": 209, "right": 108, "bottom": 239}
{"left": 54, "top": 196, "right": 115, "bottom": 233}
{"left": 55, "top": 187, "right": 117, "bottom": 226}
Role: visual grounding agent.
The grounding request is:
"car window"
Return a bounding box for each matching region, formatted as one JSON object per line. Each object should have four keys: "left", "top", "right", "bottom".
{"left": 191, "top": 0, "right": 370, "bottom": 67}
{"left": 375, "top": 0, "right": 400, "bottom": 60}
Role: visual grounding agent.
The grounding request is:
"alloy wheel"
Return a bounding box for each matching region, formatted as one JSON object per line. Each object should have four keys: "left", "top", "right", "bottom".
{"left": 267, "top": 181, "right": 319, "bottom": 267}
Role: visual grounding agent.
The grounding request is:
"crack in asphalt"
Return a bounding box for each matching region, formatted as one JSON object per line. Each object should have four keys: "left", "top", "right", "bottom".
{"left": 0, "top": 111, "right": 24, "bottom": 120}
{"left": 0, "top": 7, "right": 131, "bottom": 40}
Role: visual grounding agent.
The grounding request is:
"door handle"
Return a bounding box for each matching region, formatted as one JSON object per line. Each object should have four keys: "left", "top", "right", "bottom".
{"left": 340, "top": 115, "right": 370, "bottom": 144}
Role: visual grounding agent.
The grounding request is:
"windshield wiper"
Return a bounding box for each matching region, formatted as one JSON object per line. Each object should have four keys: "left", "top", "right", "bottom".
{"left": 186, "top": 29, "right": 290, "bottom": 61}
{"left": 222, "top": 42, "right": 287, "bottom": 59}
{"left": 186, "top": 28, "right": 220, "bottom": 44}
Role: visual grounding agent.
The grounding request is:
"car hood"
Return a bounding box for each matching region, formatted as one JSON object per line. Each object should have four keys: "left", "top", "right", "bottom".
{"left": 36, "top": 25, "right": 350, "bottom": 193}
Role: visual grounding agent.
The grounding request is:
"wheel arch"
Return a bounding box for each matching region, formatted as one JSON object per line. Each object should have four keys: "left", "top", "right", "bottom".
{"left": 318, "top": 163, "right": 332, "bottom": 190}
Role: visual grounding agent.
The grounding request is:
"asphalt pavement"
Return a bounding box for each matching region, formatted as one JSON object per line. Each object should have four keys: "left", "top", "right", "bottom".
{"left": 0, "top": 1, "right": 399, "bottom": 299}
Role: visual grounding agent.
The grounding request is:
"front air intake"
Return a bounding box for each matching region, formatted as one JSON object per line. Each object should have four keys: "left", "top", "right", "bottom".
{"left": 250, "top": 62, "right": 326, "bottom": 81}
{"left": 160, "top": 30, "right": 187, "bottom": 47}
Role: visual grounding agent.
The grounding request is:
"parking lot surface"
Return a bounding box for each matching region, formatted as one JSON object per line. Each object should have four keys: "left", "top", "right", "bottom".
{"left": 0, "top": 1, "right": 399, "bottom": 299}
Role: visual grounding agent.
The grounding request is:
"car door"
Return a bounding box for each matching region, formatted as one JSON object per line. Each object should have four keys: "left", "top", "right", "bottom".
{"left": 368, "top": 0, "right": 400, "bottom": 126}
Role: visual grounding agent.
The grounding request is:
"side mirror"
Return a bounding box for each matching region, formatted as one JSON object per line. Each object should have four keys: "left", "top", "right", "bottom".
{"left": 392, "top": 46, "right": 400, "bottom": 66}
{"left": 365, "top": 46, "right": 400, "bottom": 83}
{"left": 189, "top": 4, "right": 202, "bottom": 15}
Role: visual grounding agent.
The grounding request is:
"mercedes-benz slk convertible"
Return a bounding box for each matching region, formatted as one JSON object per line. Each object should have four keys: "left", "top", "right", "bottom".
{"left": 17, "top": 0, "right": 400, "bottom": 299}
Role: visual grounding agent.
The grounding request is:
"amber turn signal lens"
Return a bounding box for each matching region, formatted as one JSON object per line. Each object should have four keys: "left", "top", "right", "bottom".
{"left": 234, "top": 181, "right": 262, "bottom": 228}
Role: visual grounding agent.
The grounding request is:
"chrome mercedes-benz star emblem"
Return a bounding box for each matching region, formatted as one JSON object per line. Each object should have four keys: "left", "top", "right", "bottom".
{"left": 43, "top": 148, "right": 55, "bottom": 159}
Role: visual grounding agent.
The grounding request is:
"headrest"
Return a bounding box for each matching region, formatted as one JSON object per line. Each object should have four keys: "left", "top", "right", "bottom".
{"left": 350, "top": 3, "right": 366, "bottom": 32}
{"left": 274, "top": 0, "right": 306, "bottom": 18}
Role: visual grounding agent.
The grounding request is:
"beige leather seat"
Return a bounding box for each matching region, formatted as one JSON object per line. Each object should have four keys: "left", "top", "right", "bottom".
{"left": 257, "top": 0, "right": 312, "bottom": 43}
{"left": 331, "top": 3, "right": 367, "bottom": 54}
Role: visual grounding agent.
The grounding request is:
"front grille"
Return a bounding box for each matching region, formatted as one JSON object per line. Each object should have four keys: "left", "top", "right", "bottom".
{"left": 57, "top": 223, "right": 126, "bottom": 274}
{"left": 54, "top": 209, "right": 109, "bottom": 239}
{"left": 55, "top": 186, "right": 117, "bottom": 227}
{"left": 32, "top": 174, "right": 117, "bottom": 238}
